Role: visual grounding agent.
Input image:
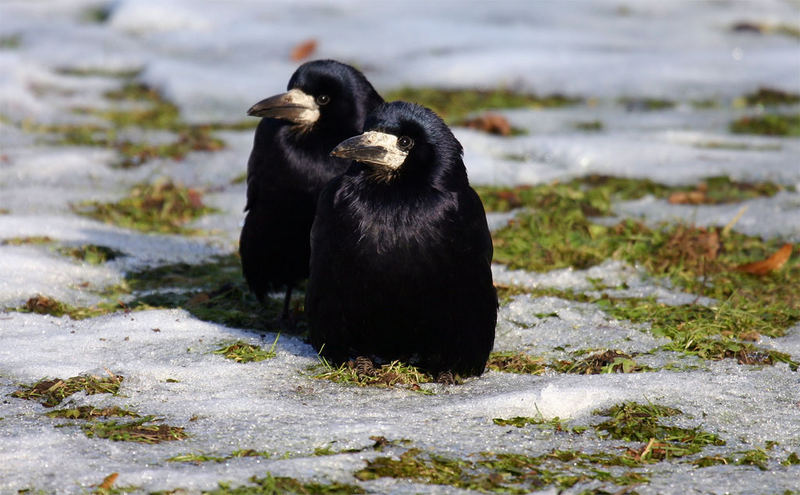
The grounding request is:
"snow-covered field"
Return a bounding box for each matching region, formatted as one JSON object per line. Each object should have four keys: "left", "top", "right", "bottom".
{"left": 1, "top": 1, "right": 799, "bottom": 493}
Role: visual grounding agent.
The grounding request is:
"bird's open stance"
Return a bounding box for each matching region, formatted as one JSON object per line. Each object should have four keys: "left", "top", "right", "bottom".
{"left": 240, "top": 60, "right": 383, "bottom": 320}
{"left": 306, "top": 102, "right": 498, "bottom": 378}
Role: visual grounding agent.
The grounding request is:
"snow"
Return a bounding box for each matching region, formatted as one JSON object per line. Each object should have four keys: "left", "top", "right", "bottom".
{"left": 1, "top": 0, "right": 800, "bottom": 493}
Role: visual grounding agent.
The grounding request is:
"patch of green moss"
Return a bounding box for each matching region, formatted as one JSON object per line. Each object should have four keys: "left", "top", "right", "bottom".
{"left": 81, "top": 5, "right": 112, "bottom": 23}
{"left": 10, "top": 374, "right": 123, "bottom": 408}
{"left": 593, "top": 402, "right": 724, "bottom": 460}
{"left": 55, "top": 67, "right": 142, "bottom": 78}
{"left": 58, "top": 244, "right": 123, "bottom": 264}
{"left": 742, "top": 87, "right": 800, "bottom": 107}
{"left": 213, "top": 336, "right": 279, "bottom": 363}
{"left": 384, "top": 87, "right": 580, "bottom": 122}
{"left": 694, "top": 448, "right": 771, "bottom": 470}
{"left": 493, "top": 416, "right": 588, "bottom": 434}
{"left": 72, "top": 180, "right": 218, "bottom": 234}
{"left": 356, "top": 447, "right": 648, "bottom": 492}
{"left": 82, "top": 415, "right": 187, "bottom": 443}
{"left": 168, "top": 449, "right": 272, "bottom": 464}
{"left": 15, "top": 294, "right": 127, "bottom": 320}
{"left": 0, "top": 34, "right": 21, "bottom": 49}
{"left": 783, "top": 452, "right": 800, "bottom": 466}
{"left": 486, "top": 351, "right": 547, "bottom": 375}
{"left": 481, "top": 176, "right": 800, "bottom": 365}
{"left": 46, "top": 406, "right": 139, "bottom": 420}
{"left": 730, "top": 113, "right": 800, "bottom": 136}
{"left": 691, "top": 140, "right": 782, "bottom": 151}
{"left": 487, "top": 350, "right": 652, "bottom": 375}
{"left": 574, "top": 120, "right": 604, "bottom": 131}
{"left": 618, "top": 97, "right": 675, "bottom": 110}
{"left": 205, "top": 473, "right": 365, "bottom": 495}
{"left": 1, "top": 236, "right": 54, "bottom": 246}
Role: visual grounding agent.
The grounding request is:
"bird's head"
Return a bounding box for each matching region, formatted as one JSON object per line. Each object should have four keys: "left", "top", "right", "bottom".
{"left": 247, "top": 60, "right": 382, "bottom": 134}
{"left": 330, "top": 101, "right": 464, "bottom": 184}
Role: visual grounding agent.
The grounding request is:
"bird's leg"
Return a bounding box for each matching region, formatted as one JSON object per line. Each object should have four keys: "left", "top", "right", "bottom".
{"left": 281, "top": 285, "right": 293, "bottom": 321}
{"left": 436, "top": 370, "right": 456, "bottom": 385}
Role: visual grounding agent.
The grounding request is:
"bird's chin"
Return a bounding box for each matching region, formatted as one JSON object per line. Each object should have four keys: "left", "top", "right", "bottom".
{"left": 362, "top": 163, "right": 399, "bottom": 183}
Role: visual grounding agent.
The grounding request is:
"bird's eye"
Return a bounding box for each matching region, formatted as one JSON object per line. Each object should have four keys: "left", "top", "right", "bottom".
{"left": 397, "top": 136, "right": 414, "bottom": 151}
{"left": 315, "top": 94, "right": 330, "bottom": 105}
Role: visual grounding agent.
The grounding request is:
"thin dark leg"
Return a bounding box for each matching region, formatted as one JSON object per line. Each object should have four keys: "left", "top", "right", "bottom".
{"left": 281, "top": 285, "right": 293, "bottom": 321}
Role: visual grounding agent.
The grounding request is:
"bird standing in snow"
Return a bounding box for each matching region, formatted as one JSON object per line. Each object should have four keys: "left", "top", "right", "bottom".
{"left": 306, "top": 101, "right": 497, "bottom": 378}
{"left": 240, "top": 60, "right": 383, "bottom": 320}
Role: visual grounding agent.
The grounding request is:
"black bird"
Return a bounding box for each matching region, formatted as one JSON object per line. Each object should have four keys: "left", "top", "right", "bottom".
{"left": 240, "top": 60, "right": 383, "bottom": 320}
{"left": 306, "top": 101, "right": 497, "bottom": 377}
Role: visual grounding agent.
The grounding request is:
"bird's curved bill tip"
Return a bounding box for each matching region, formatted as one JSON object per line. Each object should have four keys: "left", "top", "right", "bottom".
{"left": 246, "top": 89, "right": 319, "bottom": 124}
{"left": 330, "top": 132, "right": 408, "bottom": 170}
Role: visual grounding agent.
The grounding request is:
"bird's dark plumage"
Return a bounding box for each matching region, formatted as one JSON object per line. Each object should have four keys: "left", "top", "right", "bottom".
{"left": 239, "top": 60, "right": 383, "bottom": 319}
{"left": 306, "top": 101, "right": 498, "bottom": 377}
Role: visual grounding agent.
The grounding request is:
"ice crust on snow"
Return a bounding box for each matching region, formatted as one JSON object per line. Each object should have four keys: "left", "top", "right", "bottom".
{"left": 1, "top": 0, "right": 800, "bottom": 493}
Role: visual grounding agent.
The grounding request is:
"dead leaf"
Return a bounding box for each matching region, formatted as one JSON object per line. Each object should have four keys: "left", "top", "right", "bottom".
{"left": 99, "top": 473, "right": 118, "bottom": 490}
{"left": 461, "top": 113, "right": 512, "bottom": 136}
{"left": 736, "top": 243, "right": 793, "bottom": 275}
{"left": 290, "top": 39, "right": 317, "bottom": 62}
{"left": 739, "top": 331, "right": 761, "bottom": 342}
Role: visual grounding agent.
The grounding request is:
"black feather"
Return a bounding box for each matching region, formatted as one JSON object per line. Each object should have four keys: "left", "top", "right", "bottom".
{"left": 307, "top": 101, "right": 497, "bottom": 376}
{"left": 239, "top": 60, "right": 383, "bottom": 318}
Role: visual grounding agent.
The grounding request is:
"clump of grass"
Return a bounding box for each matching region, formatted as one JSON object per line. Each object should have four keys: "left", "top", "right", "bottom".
{"left": 11, "top": 373, "right": 123, "bottom": 408}
{"left": 168, "top": 449, "right": 272, "bottom": 464}
{"left": 356, "top": 447, "right": 648, "bottom": 492}
{"left": 58, "top": 244, "right": 123, "bottom": 264}
{"left": 730, "top": 113, "right": 800, "bottom": 136}
{"left": 46, "top": 406, "right": 139, "bottom": 420}
{"left": 213, "top": 335, "right": 279, "bottom": 363}
{"left": 574, "top": 120, "right": 604, "bottom": 131}
{"left": 72, "top": 180, "right": 217, "bottom": 234}
{"left": 487, "top": 350, "right": 651, "bottom": 375}
{"left": 552, "top": 350, "right": 652, "bottom": 374}
{"left": 0, "top": 34, "right": 21, "bottom": 49}
{"left": 384, "top": 87, "right": 580, "bottom": 122}
{"left": 16, "top": 294, "right": 129, "bottom": 320}
{"left": 82, "top": 416, "right": 187, "bottom": 444}
{"left": 314, "top": 357, "right": 433, "bottom": 390}
{"left": 593, "top": 402, "right": 724, "bottom": 461}
{"left": 55, "top": 67, "right": 142, "bottom": 78}
{"left": 742, "top": 87, "right": 800, "bottom": 107}
{"left": 694, "top": 448, "right": 771, "bottom": 470}
{"left": 207, "top": 473, "right": 365, "bottom": 495}
{"left": 1, "top": 236, "right": 54, "bottom": 246}
{"left": 618, "top": 97, "right": 675, "bottom": 110}
{"left": 493, "top": 415, "right": 588, "bottom": 434}
{"left": 486, "top": 351, "right": 547, "bottom": 375}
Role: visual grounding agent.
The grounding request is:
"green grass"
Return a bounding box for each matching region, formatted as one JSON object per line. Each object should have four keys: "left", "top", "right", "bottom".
{"left": 82, "top": 416, "right": 187, "bottom": 443}
{"left": 480, "top": 176, "right": 799, "bottom": 367}
{"left": 384, "top": 87, "right": 580, "bottom": 123}
{"left": 0, "top": 34, "right": 21, "bottom": 49}
{"left": 205, "top": 474, "right": 365, "bottom": 495}
{"left": 356, "top": 447, "right": 649, "bottom": 492}
{"left": 57, "top": 244, "right": 123, "bottom": 264}
{"left": 11, "top": 374, "right": 123, "bottom": 408}
{"left": 593, "top": 402, "right": 725, "bottom": 461}
{"left": 487, "top": 350, "right": 652, "bottom": 375}
{"left": 742, "top": 87, "right": 800, "bottom": 107}
{"left": 72, "top": 180, "right": 218, "bottom": 234}
{"left": 46, "top": 406, "right": 139, "bottom": 420}
{"left": 313, "top": 358, "right": 434, "bottom": 390}
{"left": 213, "top": 336, "right": 279, "bottom": 363}
{"left": 730, "top": 113, "right": 800, "bottom": 136}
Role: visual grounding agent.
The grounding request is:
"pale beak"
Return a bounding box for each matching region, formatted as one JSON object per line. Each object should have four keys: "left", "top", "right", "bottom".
{"left": 330, "top": 131, "right": 408, "bottom": 170}
{"left": 247, "top": 88, "right": 320, "bottom": 125}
